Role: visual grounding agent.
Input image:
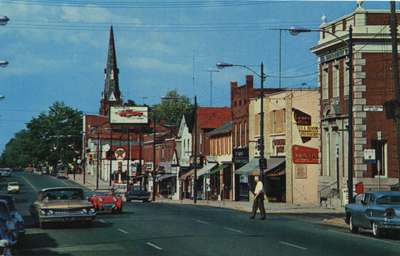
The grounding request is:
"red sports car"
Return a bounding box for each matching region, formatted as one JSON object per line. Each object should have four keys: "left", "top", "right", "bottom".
{"left": 88, "top": 191, "right": 123, "bottom": 213}
{"left": 117, "top": 109, "right": 144, "bottom": 118}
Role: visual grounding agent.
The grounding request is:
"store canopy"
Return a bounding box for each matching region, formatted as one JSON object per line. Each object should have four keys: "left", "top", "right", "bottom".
{"left": 236, "top": 157, "right": 285, "bottom": 176}
{"left": 197, "top": 163, "right": 217, "bottom": 178}
{"left": 156, "top": 173, "right": 176, "bottom": 182}
{"left": 207, "top": 164, "right": 227, "bottom": 176}
{"left": 180, "top": 169, "right": 195, "bottom": 180}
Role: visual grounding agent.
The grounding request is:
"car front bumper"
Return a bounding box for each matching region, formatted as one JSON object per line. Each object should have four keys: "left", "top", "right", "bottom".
{"left": 376, "top": 219, "right": 400, "bottom": 229}
{"left": 40, "top": 213, "right": 96, "bottom": 223}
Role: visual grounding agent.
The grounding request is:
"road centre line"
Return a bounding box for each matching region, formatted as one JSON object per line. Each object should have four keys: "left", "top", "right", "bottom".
{"left": 146, "top": 242, "right": 163, "bottom": 251}
{"left": 117, "top": 228, "right": 128, "bottom": 234}
{"left": 21, "top": 175, "right": 38, "bottom": 192}
{"left": 195, "top": 219, "right": 210, "bottom": 225}
{"left": 224, "top": 227, "right": 244, "bottom": 234}
{"left": 279, "top": 241, "right": 308, "bottom": 250}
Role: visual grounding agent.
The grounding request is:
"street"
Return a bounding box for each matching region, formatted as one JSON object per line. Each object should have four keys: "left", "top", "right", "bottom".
{"left": 1, "top": 172, "right": 397, "bottom": 256}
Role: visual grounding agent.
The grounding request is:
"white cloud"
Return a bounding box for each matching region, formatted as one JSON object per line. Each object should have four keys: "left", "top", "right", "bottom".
{"left": 127, "top": 57, "right": 190, "bottom": 73}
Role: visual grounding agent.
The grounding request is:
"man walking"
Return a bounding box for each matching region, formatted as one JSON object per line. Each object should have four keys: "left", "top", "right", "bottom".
{"left": 250, "top": 175, "right": 266, "bottom": 220}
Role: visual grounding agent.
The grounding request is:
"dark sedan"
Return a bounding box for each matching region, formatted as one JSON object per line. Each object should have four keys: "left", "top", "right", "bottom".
{"left": 125, "top": 187, "right": 150, "bottom": 203}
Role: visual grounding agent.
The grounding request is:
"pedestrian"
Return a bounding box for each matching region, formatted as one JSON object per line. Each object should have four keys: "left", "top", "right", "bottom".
{"left": 250, "top": 175, "right": 266, "bottom": 220}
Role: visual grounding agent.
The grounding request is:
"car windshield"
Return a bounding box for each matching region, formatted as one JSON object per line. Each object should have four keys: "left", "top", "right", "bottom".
{"left": 376, "top": 195, "right": 400, "bottom": 205}
{"left": 8, "top": 182, "right": 18, "bottom": 186}
{"left": 42, "top": 189, "right": 84, "bottom": 201}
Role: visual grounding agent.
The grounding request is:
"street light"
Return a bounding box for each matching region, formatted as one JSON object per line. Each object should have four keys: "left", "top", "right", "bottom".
{"left": 0, "top": 61, "right": 8, "bottom": 68}
{"left": 288, "top": 25, "right": 354, "bottom": 203}
{"left": 0, "top": 16, "right": 9, "bottom": 26}
{"left": 216, "top": 61, "right": 267, "bottom": 184}
{"left": 206, "top": 68, "right": 219, "bottom": 106}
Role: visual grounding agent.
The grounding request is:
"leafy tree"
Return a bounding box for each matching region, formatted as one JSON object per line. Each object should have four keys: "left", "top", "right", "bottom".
{"left": 0, "top": 102, "right": 82, "bottom": 168}
{"left": 152, "top": 90, "right": 193, "bottom": 126}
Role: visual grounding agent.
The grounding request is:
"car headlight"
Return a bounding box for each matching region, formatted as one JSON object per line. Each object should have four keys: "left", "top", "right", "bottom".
{"left": 40, "top": 209, "right": 47, "bottom": 215}
{"left": 81, "top": 208, "right": 88, "bottom": 214}
{"left": 48, "top": 210, "right": 54, "bottom": 215}
{"left": 89, "top": 208, "right": 96, "bottom": 214}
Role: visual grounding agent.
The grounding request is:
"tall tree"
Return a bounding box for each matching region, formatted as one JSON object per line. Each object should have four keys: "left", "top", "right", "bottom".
{"left": 153, "top": 90, "right": 193, "bottom": 126}
{"left": 0, "top": 102, "right": 82, "bottom": 168}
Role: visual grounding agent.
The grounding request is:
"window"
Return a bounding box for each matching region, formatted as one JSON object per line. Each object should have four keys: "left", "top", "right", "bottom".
{"left": 322, "top": 68, "right": 329, "bottom": 100}
{"left": 343, "top": 61, "right": 349, "bottom": 96}
{"left": 333, "top": 65, "right": 340, "bottom": 98}
{"left": 372, "top": 139, "right": 388, "bottom": 177}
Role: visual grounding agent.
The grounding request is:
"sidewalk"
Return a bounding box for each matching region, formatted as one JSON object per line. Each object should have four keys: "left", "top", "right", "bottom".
{"left": 68, "top": 173, "right": 110, "bottom": 191}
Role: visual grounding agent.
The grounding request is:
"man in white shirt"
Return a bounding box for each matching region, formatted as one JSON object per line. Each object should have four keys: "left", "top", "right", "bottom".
{"left": 250, "top": 175, "right": 266, "bottom": 220}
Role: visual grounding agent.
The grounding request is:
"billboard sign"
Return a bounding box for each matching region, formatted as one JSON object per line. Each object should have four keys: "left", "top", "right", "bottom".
{"left": 110, "top": 106, "right": 148, "bottom": 124}
{"left": 292, "top": 145, "right": 319, "bottom": 164}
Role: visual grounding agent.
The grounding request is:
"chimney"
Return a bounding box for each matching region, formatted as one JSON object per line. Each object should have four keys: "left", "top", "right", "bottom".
{"left": 246, "top": 75, "right": 253, "bottom": 88}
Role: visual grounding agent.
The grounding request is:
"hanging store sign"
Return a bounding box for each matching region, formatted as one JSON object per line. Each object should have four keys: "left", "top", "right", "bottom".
{"left": 114, "top": 148, "right": 126, "bottom": 160}
{"left": 298, "top": 125, "right": 320, "bottom": 138}
{"left": 109, "top": 106, "right": 149, "bottom": 124}
{"left": 292, "top": 145, "right": 319, "bottom": 164}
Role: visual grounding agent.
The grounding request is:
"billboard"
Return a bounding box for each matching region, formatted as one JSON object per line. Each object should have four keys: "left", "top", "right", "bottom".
{"left": 109, "top": 106, "right": 149, "bottom": 124}
{"left": 292, "top": 145, "right": 319, "bottom": 164}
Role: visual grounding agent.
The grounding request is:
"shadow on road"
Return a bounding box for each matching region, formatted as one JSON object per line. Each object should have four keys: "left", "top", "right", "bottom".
{"left": 16, "top": 232, "right": 72, "bottom": 256}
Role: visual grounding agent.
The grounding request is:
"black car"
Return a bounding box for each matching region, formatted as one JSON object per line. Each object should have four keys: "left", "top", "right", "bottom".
{"left": 125, "top": 187, "right": 150, "bottom": 202}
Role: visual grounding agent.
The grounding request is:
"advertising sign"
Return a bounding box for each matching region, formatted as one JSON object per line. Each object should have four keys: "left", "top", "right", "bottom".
{"left": 109, "top": 106, "right": 148, "bottom": 124}
{"left": 292, "top": 145, "right": 319, "bottom": 164}
{"left": 364, "top": 149, "right": 376, "bottom": 161}
{"left": 114, "top": 148, "right": 126, "bottom": 160}
{"left": 298, "top": 125, "right": 319, "bottom": 138}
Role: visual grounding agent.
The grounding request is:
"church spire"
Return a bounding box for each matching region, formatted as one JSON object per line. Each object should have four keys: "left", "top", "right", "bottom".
{"left": 100, "top": 25, "right": 122, "bottom": 116}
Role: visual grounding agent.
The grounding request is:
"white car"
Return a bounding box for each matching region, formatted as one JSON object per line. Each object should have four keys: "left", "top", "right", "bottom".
{"left": 7, "top": 183, "right": 20, "bottom": 194}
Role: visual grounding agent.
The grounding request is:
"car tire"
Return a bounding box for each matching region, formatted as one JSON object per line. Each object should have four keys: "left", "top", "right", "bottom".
{"left": 372, "top": 222, "right": 382, "bottom": 238}
{"left": 349, "top": 216, "right": 359, "bottom": 233}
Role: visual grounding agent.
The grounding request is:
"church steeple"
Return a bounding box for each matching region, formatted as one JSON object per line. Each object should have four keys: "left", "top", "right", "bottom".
{"left": 100, "top": 25, "right": 122, "bottom": 116}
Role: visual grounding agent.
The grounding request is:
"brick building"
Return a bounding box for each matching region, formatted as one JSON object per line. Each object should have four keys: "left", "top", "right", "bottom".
{"left": 230, "top": 75, "right": 282, "bottom": 200}
{"left": 311, "top": 5, "right": 399, "bottom": 204}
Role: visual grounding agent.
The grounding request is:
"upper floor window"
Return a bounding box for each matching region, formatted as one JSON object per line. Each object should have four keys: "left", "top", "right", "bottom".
{"left": 322, "top": 68, "right": 329, "bottom": 100}
{"left": 333, "top": 64, "right": 340, "bottom": 98}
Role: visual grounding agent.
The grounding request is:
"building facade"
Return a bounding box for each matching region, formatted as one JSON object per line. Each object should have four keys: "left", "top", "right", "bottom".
{"left": 311, "top": 6, "right": 400, "bottom": 205}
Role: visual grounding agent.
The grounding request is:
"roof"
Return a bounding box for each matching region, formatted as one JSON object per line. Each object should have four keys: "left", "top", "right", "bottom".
{"left": 206, "top": 122, "right": 232, "bottom": 137}
{"left": 197, "top": 107, "right": 231, "bottom": 130}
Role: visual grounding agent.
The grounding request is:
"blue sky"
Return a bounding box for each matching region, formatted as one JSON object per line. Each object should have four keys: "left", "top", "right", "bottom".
{"left": 0, "top": 0, "right": 389, "bottom": 151}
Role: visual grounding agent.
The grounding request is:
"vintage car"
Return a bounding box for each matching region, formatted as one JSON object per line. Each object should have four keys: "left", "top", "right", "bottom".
{"left": 345, "top": 191, "right": 400, "bottom": 237}
{"left": 88, "top": 191, "right": 123, "bottom": 213}
{"left": 30, "top": 187, "right": 96, "bottom": 228}
{"left": 125, "top": 186, "right": 151, "bottom": 203}
{"left": 0, "top": 195, "right": 24, "bottom": 239}
{"left": 7, "top": 182, "right": 20, "bottom": 194}
{"left": 0, "top": 200, "right": 18, "bottom": 245}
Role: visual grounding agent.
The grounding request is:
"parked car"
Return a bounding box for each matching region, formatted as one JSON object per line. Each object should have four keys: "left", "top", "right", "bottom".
{"left": 345, "top": 191, "right": 400, "bottom": 237}
{"left": 0, "top": 200, "right": 18, "bottom": 245}
{"left": 125, "top": 186, "right": 151, "bottom": 202}
{"left": 29, "top": 187, "right": 96, "bottom": 228}
{"left": 88, "top": 191, "right": 123, "bottom": 213}
{"left": 0, "top": 195, "right": 24, "bottom": 240}
{"left": 6, "top": 183, "right": 19, "bottom": 194}
{"left": 0, "top": 169, "right": 11, "bottom": 178}
{"left": 56, "top": 170, "right": 68, "bottom": 179}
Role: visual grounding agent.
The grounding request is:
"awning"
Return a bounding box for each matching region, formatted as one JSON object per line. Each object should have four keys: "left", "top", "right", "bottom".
{"left": 180, "top": 169, "right": 194, "bottom": 180}
{"left": 236, "top": 157, "right": 286, "bottom": 176}
{"left": 197, "top": 163, "right": 217, "bottom": 178}
{"left": 235, "top": 158, "right": 259, "bottom": 175}
{"left": 156, "top": 173, "right": 176, "bottom": 182}
{"left": 207, "top": 164, "right": 227, "bottom": 176}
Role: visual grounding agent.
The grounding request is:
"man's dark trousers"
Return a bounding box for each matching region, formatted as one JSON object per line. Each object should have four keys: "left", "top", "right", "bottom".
{"left": 250, "top": 193, "right": 266, "bottom": 219}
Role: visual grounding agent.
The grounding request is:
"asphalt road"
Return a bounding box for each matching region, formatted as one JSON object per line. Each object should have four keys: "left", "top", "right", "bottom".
{"left": 3, "top": 172, "right": 400, "bottom": 256}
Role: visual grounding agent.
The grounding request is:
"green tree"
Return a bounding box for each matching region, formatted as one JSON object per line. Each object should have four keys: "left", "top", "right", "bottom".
{"left": 0, "top": 102, "right": 82, "bottom": 168}
{"left": 152, "top": 90, "right": 193, "bottom": 126}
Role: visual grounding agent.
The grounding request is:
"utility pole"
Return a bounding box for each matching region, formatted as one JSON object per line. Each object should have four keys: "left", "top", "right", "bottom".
{"left": 259, "top": 62, "right": 266, "bottom": 183}
{"left": 279, "top": 29, "right": 282, "bottom": 88}
{"left": 206, "top": 69, "right": 219, "bottom": 106}
{"left": 96, "top": 131, "right": 100, "bottom": 190}
{"left": 193, "top": 96, "right": 198, "bottom": 204}
{"left": 152, "top": 116, "right": 156, "bottom": 202}
{"left": 109, "top": 128, "right": 113, "bottom": 186}
{"left": 347, "top": 25, "right": 354, "bottom": 203}
{"left": 390, "top": 1, "right": 400, "bottom": 185}
{"left": 127, "top": 129, "right": 131, "bottom": 187}
{"left": 139, "top": 131, "right": 143, "bottom": 190}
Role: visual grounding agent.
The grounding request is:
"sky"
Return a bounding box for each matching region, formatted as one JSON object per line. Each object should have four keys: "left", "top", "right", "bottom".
{"left": 0, "top": 0, "right": 390, "bottom": 152}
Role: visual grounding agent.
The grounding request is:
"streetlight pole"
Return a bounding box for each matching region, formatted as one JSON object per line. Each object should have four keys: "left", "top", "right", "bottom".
{"left": 193, "top": 96, "right": 198, "bottom": 204}
{"left": 288, "top": 25, "right": 354, "bottom": 202}
{"left": 152, "top": 114, "right": 157, "bottom": 202}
